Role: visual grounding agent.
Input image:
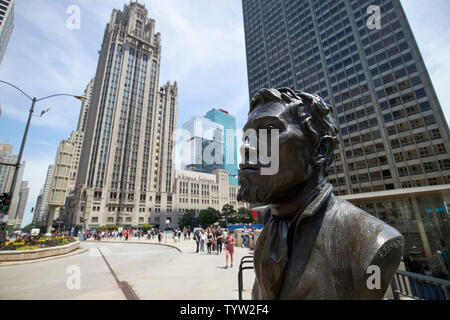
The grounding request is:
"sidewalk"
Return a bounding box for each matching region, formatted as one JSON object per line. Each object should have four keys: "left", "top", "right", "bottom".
{"left": 84, "top": 236, "right": 256, "bottom": 300}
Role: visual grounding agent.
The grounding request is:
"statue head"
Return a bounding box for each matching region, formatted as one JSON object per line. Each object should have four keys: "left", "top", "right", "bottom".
{"left": 237, "top": 88, "right": 338, "bottom": 205}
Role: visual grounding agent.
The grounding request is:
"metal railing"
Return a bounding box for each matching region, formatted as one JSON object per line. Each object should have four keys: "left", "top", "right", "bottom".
{"left": 238, "top": 255, "right": 254, "bottom": 300}
{"left": 237, "top": 256, "right": 450, "bottom": 300}
{"left": 391, "top": 270, "right": 450, "bottom": 300}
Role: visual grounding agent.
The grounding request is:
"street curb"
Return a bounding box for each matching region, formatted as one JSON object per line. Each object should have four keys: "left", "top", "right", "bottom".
{"left": 0, "top": 247, "right": 88, "bottom": 267}
{"left": 84, "top": 240, "right": 183, "bottom": 253}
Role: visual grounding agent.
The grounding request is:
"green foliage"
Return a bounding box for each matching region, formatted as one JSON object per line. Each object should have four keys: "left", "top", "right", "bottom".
{"left": 235, "top": 207, "right": 256, "bottom": 224}
{"left": 22, "top": 224, "right": 35, "bottom": 233}
{"left": 198, "top": 207, "right": 220, "bottom": 228}
{"left": 97, "top": 225, "right": 123, "bottom": 231}
{"left": 221, "top": 204, "right": 237, "bottom": 224}
{"left": 17, "top": 246, "right": 40, "bottom": 251}
{"left": 180, "top": 210, "right": 198, "bottom": 228}
{"left": 140, "top": 225, "right": 153, "bottom": 231}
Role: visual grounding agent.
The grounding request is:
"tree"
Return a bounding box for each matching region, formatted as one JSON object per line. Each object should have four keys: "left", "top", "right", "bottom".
{"left": 141, "top": 225, "right": 153, "bottom": 231}
{"left": 180, "top": 210, "right": 198, "bottom": 228}
{"left": 236, "top": 207, "right": 256, "bottom": 224}
{"left": 221, "top": 204, "right": 237, "bottom": 225}
{"left": 22, "top": 224, "right": 35, "bottom": 233}
{"left": 198, "top": 207, "right": 220, "bottom": 228}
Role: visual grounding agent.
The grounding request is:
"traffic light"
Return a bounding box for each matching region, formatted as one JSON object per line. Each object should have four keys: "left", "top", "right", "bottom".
{"left": 0, "top": 193, "right": 11, "bottom": 212}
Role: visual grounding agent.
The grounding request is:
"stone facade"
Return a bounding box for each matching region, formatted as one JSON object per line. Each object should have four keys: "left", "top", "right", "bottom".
{"left": 70, "top": 2, "right": 179, "bottom": 231}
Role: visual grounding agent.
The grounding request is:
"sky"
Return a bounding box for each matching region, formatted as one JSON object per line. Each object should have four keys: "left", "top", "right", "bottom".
{"left": 0, "top": 0, "right": 449, "bottom": 228}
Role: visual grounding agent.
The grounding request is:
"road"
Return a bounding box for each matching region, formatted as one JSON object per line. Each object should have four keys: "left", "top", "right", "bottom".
{"left": 0, "top": 239, "right": 256, "bottom": 300}
{"left": 0, "top": 242, "right": 179, "bottom": 300}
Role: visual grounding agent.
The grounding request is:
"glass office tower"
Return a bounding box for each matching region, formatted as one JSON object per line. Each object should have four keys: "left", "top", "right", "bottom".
{"left": 182, "top": 116, "right": 225, "bottom": 174}
{"left": 205, "top": 109, "right": 239, "bottom": 186}
{"left": 242, "top": 0, "right": 450, "bottom": 196}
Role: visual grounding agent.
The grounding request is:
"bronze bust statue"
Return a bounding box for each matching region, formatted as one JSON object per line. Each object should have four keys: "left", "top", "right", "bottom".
{"left": 238, "top": 88, "right": 404, "bottom": 300}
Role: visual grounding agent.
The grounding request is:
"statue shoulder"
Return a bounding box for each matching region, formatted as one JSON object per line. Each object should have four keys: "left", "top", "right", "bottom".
{"left": 333, "top": 198, "right": 404, "bottom": 299}
{"left": 334, "top": 198, "right": 403, "bottom": 246}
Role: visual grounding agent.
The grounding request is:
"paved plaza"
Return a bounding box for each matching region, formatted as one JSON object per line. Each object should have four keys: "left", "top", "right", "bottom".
{"left": 0, "top": 237, "right": 256, "bottom": 300}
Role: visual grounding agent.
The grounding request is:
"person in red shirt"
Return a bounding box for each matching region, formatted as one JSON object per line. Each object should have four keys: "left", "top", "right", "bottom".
{"left": 225, "top": 230, "right": 235, "bottom": 269}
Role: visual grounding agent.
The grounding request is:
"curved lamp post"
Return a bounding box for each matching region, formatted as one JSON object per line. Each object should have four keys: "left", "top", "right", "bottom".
{"left": 0, "top": 80, "right": 86, "bottom": 229}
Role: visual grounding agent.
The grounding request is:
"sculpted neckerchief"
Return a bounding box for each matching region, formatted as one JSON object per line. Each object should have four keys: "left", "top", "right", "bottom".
{"left": 259, "top": 183, "right": 331, "bottom": 299}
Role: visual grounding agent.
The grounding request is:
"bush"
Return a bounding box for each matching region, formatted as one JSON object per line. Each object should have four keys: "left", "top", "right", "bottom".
{"left": 140, "top": 225, "right": 153, "bottom": 231}
{"left": 17, "top": 246, "right": 40, "bottom": 251}
{"left": 198, "top": 208, "right": 220, "bottom": 228}
{"left": 1, "top": 234, "right": 76, "bottom": 251}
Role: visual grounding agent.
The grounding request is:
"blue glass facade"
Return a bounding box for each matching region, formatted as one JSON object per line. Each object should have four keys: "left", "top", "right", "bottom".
{"left": 205, "top": 109, "right": 239, "bottom": 186}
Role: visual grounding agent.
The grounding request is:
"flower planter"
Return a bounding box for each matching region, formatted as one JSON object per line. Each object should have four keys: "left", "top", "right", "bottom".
{"left": 0, "top": 241, "right": 80, "bottom": 262}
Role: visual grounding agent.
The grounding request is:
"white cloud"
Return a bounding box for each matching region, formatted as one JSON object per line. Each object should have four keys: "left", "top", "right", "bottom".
{"left": 400, "top": 0, "right": 450, "bottom": 126}
{"left": 4, "top": 0, "right": 450, "bottom": 229}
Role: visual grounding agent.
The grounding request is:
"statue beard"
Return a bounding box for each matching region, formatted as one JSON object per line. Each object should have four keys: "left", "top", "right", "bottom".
{"left": 237, "top": 175, "right": 276, "bottom": 205}
{"left": 237, "top": 163, "right": 314, "bottom": 205}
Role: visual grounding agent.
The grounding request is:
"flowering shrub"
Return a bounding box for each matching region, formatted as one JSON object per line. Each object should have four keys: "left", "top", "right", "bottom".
{"left": 1, "top": 235, "right": 76, "bottom": 251}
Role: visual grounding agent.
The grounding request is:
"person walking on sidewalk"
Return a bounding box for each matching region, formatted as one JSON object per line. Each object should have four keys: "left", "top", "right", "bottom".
{"left": 200, "top": 229, "right": 206, "bottom": 252}
{"left": 215, "top": 227, "right": 224, "bottom": 255}
{"left": 194, "top": 230, "right": 200, "bottom": 253}
{"left": 225, "top": 230, "right": 235, "bottom": 269}
{"left": 207, "top": 228, "right": 214, "bottom": 254}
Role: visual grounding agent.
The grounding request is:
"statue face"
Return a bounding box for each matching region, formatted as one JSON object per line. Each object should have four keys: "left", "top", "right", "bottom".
{"left": 238, "top": 100, "right": 315, "bottom": 205}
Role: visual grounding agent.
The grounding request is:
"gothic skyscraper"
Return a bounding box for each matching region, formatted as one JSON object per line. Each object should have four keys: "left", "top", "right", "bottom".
{"left": 73, "top": 2, "right": 178, "bottom": 229}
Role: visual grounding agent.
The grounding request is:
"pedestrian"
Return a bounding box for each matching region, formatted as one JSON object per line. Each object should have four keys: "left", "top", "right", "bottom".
{"left": 207, "top": 229, "right": 214, "bottom": 254}
{"left": 200, "top": 229, "right": 206, "bottom": 252}
{"left": 215, "top": 227, "right": 224, "bottom": 255}
{"left": 225, "top": 230, "right": 235, "bottom": 269}
{"left": 194, "top": 230, "right": 200, "bottom": 253}
{"left": 243, "top": 226, "right": 250, "bottom": 248}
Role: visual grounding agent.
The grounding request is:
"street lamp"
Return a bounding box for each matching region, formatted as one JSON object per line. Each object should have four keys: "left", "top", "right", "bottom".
{"left": 0, "top": 80, "right": 86, "bottom": 229}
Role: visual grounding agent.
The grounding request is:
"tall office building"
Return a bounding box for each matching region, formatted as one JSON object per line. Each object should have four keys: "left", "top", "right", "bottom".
{"left": 242, "top": 0, "right": 450, "bottom": 195}
{"left": 182, "top": 116, "right": 225, "bottom": 174}
{"left": 0, "top": 0, "right": 14, "bottom": 65}
{"left": 73, "top": 2, "right": 178, "bottom": 230}
{"left": 77, "top": 78, "right": 95, "bottom": 133}
{"left": 32, "top": 193, "right": 43, "bottom": 225}
{"left": 13, "top": 181, "right": 29, "bottom": 228}
{"left": 204, "top": 109, "right": 239, "bottom": 186}
{"left": 0, "top": 143, "right": 25, "bottom": 227}
{"left": 0, "top": 142, "right": 16, "bottom": 193}
{"left": 34, "top": 165, "right": 55, "bottom": 224}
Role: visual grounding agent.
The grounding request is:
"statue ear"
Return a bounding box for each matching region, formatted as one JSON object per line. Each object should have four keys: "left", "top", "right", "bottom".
{"left": 313, "top": 136, "right": 335, "bottom": 165}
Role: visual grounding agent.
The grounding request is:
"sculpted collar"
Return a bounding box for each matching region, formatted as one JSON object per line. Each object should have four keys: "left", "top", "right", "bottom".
{"left": 259, "top": 183, "right": 333, "bottom": 299}
{"left": 267, "top": 182, "right": 333, "bottom": 270}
